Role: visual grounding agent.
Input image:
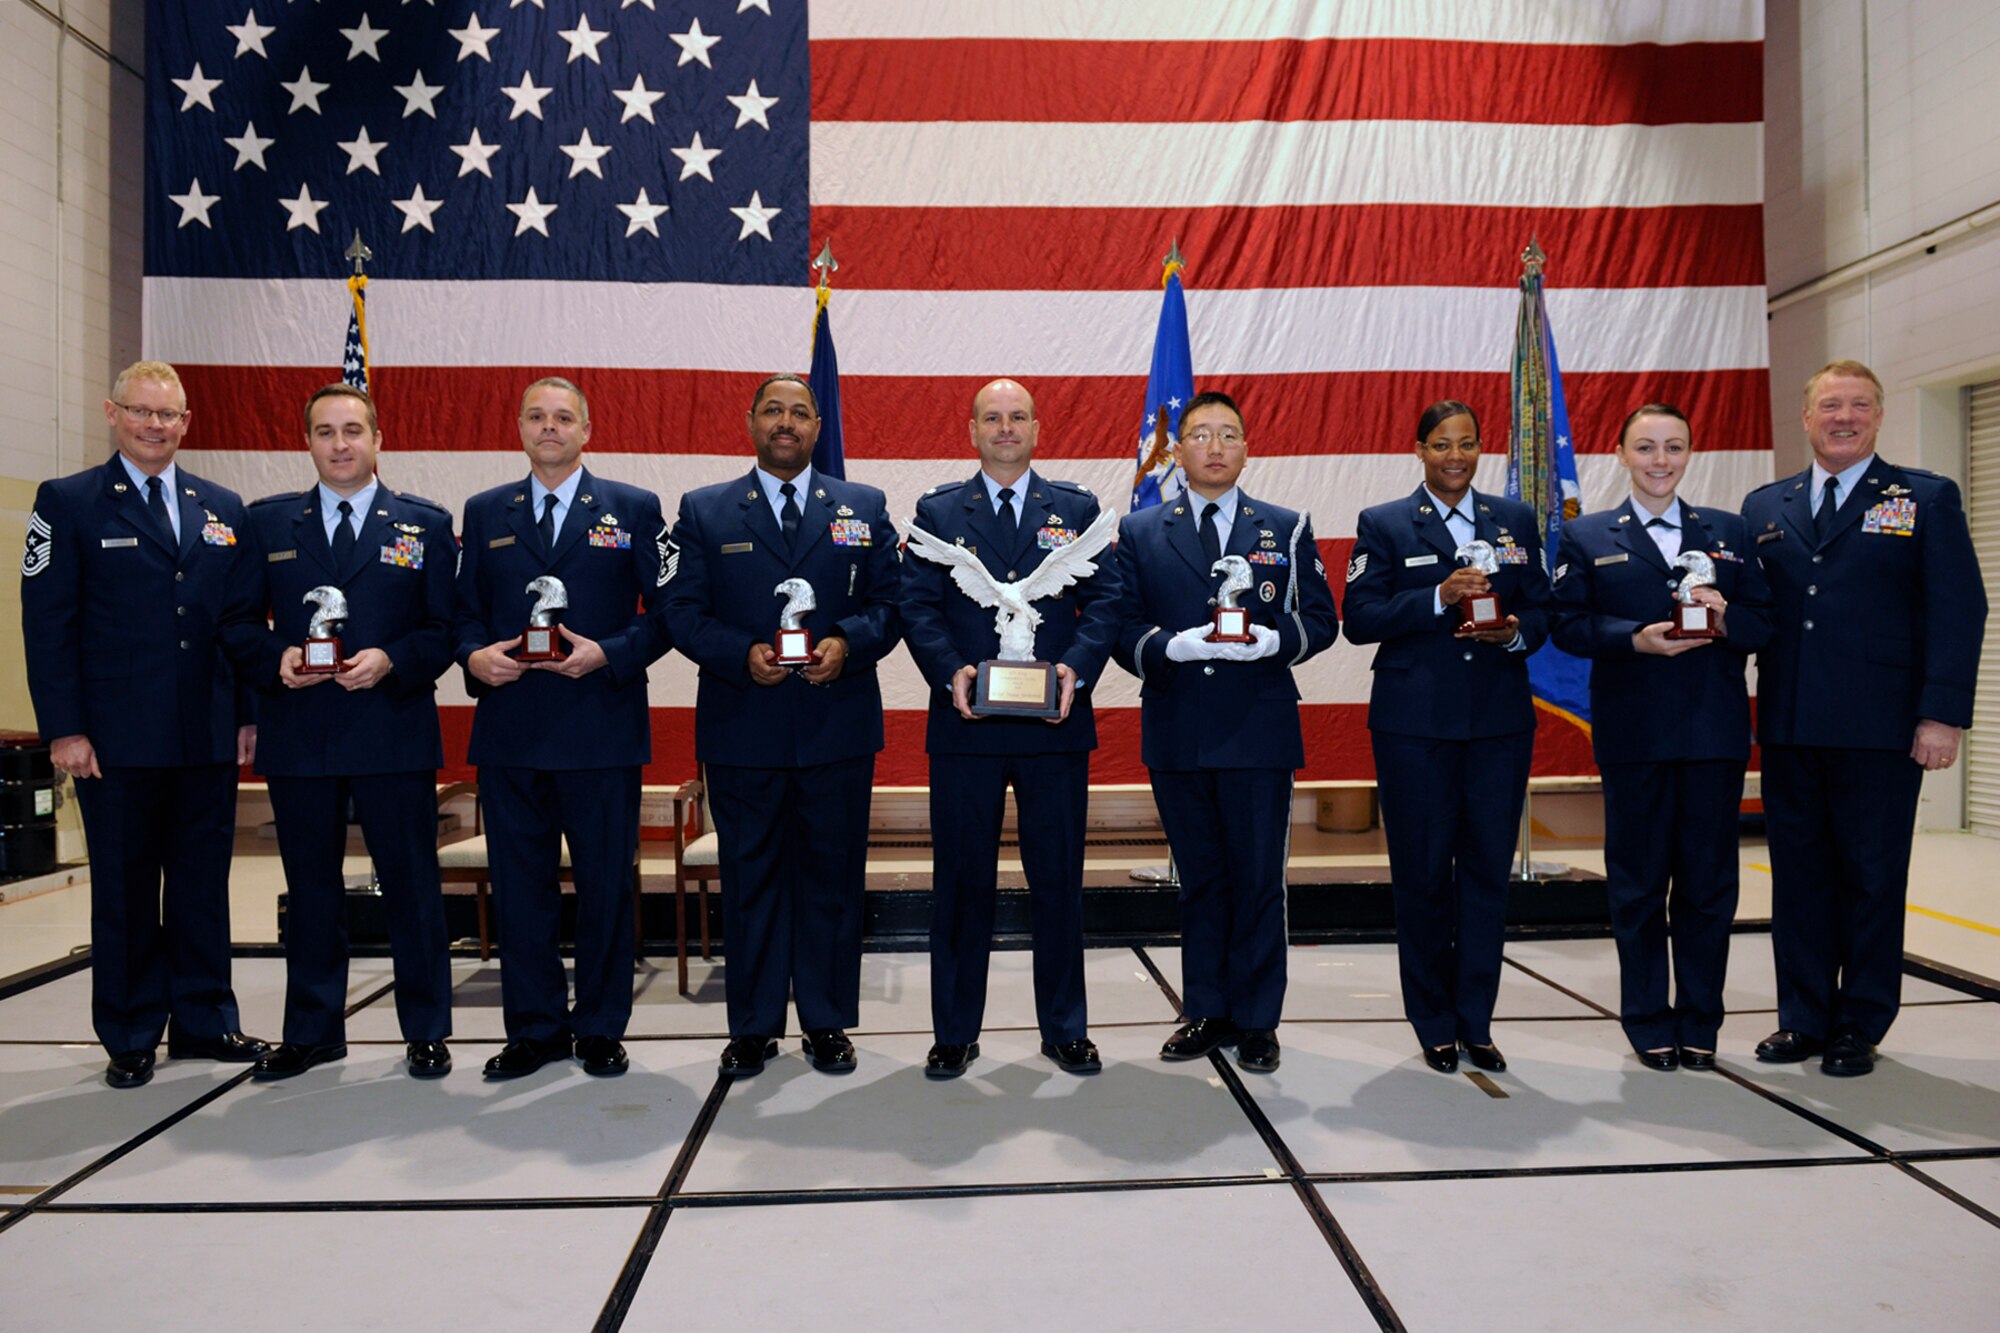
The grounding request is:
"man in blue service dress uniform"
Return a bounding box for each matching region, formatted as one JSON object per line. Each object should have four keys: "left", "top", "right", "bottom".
{"left": 224, "top": 385, "right": 458, "bottom": 1080}
{"left": 1743, "top": 360, "right": 1985, "bottom": 1077}
{"left": 1111, "top": 391, "right": 1339, "bottom": 1073}
{"left": 1551, "top": 403, "right": 1772, "bottom": 1070}
{"left": 662, "top": 373, "right": 901, "bottom": 1077}
{"left": 454, "top": 377, "right": 670, "bottom": 1080}
{"left": 900, "top": 378, "right": 1123, "bottom": 1079}
{"left": 20, "top": 360, "right": 268, "bottom": 1088}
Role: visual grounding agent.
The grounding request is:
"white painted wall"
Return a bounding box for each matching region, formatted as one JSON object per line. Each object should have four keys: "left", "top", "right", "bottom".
{"left": 0, "top": 0, "right": 144, "bottom": 738}
{"left": 1766, "top": 0, "right": 2000, "bottom": 827}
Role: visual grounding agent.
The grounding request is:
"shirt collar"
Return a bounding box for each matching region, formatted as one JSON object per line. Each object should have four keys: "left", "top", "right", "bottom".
{"left": 1187, "top": 486, "right": 1240, "bottom": 524}
{"left": 119, "top": 453, "right": 176, "bottom": 496}
{"left": 1423, "top": 485, "right": 1473, "bottom": 520}
{"left": 530, "top": 467, "right": 584, "bottom": 509}
{"left": 318, "top": 477, "right": 379, "bottom": 519}
{"left": 1810, "top": 453, "right": 1875, "bottom": 495}
{"left": 755, "top": 464, "right": 812, "bottom": 505}
{"left": 1630, "top": 494, "right": 1683, "bottom": 528}
{"left": 980, "top": 469, "right": 1032, "bottom": 507}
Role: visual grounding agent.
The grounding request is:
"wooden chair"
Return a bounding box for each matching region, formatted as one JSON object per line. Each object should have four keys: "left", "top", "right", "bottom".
{"left": 434, "top": 780, "right": 643, "bottom": 963}
{"left": 670, "top": 775, "right": 720, "bottom": 996}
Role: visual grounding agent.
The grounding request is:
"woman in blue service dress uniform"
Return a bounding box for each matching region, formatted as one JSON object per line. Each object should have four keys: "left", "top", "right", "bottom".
{"left": 1343, "top": 400, "right": 1552, "bottom": 1074}
{"left": 1551, "top": 404, "right": 1771, "bottom": 1070}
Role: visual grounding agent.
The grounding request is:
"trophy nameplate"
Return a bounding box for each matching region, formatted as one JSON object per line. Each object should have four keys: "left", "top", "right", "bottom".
{"left": 973, "top": 660, "right": 1062, "bottom": 719}
{"left": 300, "top": 585, "right": 348, "bottom": 674}
{"left": 1207, "top": 554, "right": 1254, "bottom": 642}
{"left": 1666, "top": 550, "right": 1723, "bottom": 640}
{"left": 518, "top": 574, "right": 569, "bottom": 661}
{"left": 773, "top": 577, "right": 817, "bottom": 666}
{"left": 1454, "top": 540, "right": 1507, "bottom": 631}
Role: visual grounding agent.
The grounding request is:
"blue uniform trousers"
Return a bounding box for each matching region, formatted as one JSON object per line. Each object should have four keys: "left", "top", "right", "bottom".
{"left": 929, "top": 750, "right": 1090, "bottom": 1045}
{"left": 1373, "top": 731, "right": 1532, "bottom": 1048}
{"left": 1762, "top": 745, "right": 1922, "bottom": 1044}
{"left": 478, "top": 764, "right": 639, "bottom": 1044}
{"left": 706, "top": 755, "right": 874, "bottom": 1039}
{"left": 267, "top": 772, "right": 452, "bottom": 1046}
{"left": 75, "top": 763, "right": 242, "bottom": 1055}
{"left": 1151, "top": 768, "right": 1293, "bottom": 1030}
{"left": 1599, "top": 759, "right": 1744, "bottom": 1051}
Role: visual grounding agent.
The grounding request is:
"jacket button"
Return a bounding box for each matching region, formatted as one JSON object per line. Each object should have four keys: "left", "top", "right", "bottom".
{"left": 1007, "top": 570, "right": 1017, "bottom": 579}
{"left": 1462, "top": 650, "right": 1474, "bottom": 661}
{"left": 1812, "top": 554, "right": 1824, "bottom": 564}
{"left": 179, "top": 639, "right": 190, "bottom": 649}
{"left": 1803, "top": 619, "right": 1814, "bottom": 630}
{"left": 1807, "top": 585, "right": 1817, "bottom": 596}
{"left": 1202, "top": 665, "right": 1215, "bottom": 676}
{"left": 174, "top": 571, "right": 184, "bottom": 582}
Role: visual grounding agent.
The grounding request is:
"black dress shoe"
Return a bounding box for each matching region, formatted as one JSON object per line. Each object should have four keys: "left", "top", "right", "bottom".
{"left": 1235, "top": 1029, "right": 1281, "bottom": 1072}
{"left": 1042, "top": 1037, "right": 1102, "bottom": 1074}
{"left": 925, "top": 1041, "right": 979, "bottom": 1080}
{"left": 406, "top": 1041, "right": 451, "bottom": 1078}
{"left": 1637, "top": 1047, "right": 1680, "bottom": 1071}
{"left": 1821, "top": 1029, "right": 1876, "bottom": 1078}
{"left": 105, "top": 1050, "right": 155, "bottom": 1089}
{"left": 1754, "top": 1029, "right": 1824, "bottom": 1063}
{"left": 576, "top": 1036, "right": 630, "bottom": 1077}
{"left": 167, "top": 1031, "right": 271, "bottom": 1062}
{"left": 253, "top": 1043, "right": 346, "bottom": 1081}
{"left": 1160, "top": 1017, "right": 1239, "bottom": 1061}
{"left": 802, "top": 1028, "right": 857, "bottom": 1073}
{"left": 1461, "top": 1041, "right": 1507, "bottom": 1073}
{"left": 1422, "top": 1044, "right": 1459, "bottom": 1073}
{"left": 483, "top": 1038, "right": 572, "bottom": 1079}
{"left": 1678, "top": 1047, "right": 1717, "bottom": 1071}
{"left": 719, "top": 1035, "right": 779, "bottom": 1075}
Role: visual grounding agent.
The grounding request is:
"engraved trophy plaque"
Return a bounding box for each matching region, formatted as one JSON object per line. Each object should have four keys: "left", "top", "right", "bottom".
{"left": 518, "top": 574, "right": 569, "bottom": 661}
{"left": 1207, "top": 554, "right": 1254, "bottom": 643}
{"left": 1667, "top": 549, "right": 1723, "bottom": 639}
{"left": 773, "top": 577, "right": 816, "bottom": 666}
{"left": 300, "top": 585, "right": 348, "bottom": 674}
{"left": 1453, "top": 540, "right": 1507, "bottom": 631}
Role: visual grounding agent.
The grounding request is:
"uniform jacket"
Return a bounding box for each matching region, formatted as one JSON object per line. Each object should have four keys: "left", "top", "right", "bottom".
{"left": 899, "top": 471, "right": 1122, "bottom": 756}
{"left": 225, "top": 485, "right": 458, "bottom": 777}
{"left": 453, "top": 467, "right": 669, "bottom": 770}
{"left": 1743, "top": 455, "right": 1985, "bottom": 750}
{"left": 1341, "top": 486, "right": 1553, "bottom": 740}
{"left": 1551, "top": 498, "right": 1772, "bottom": 765}
{"left": 1111, "top": 492, "right": 1339, "bottom": 771}
{"left": 21, "top": 456, "right": 252, "bottom": 767}
{"left": 660, "top": 469, "right": 901, "bottom": 768}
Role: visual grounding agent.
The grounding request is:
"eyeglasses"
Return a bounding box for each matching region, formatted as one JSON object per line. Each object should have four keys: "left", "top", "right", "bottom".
{"left": 115, "top": 403, "right": 186, "bottom": 427}
{"left": 1184, "top": 429, "right": 1243, "bottom": 447}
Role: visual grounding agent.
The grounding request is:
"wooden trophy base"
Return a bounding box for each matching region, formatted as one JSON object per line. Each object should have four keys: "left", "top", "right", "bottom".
{"left": 517, "top": 625, "right": 567, "bottom": 661}
{"left": 300, "top": 637, "right": 343, "bottom": 674}
{"left": 774, "top": 628, "right": 815, "bottom": 666}
{"left": 1666, "top": 602, "right": 1722, "bottom": 639}
{"left": 1459, "top": 594, "right": 1507, "bottom": 632}
{"left": 972, "top": 659, "right": 1062, "bottom": 719}
{"left": 1209, "top": 607, "right": 1253, "bottom": 643}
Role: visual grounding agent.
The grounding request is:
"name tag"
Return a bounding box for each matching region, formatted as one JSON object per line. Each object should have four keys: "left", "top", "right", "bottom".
{"left": 1403, "top": 554, "right": 1438, "bottom": 568}
{"left": 1594, "top": 553, "right": 1628, "bottom": 566}
{"left": 722, "top": 541, "right": 754, "bottom": 555}
{"left": 101, "top": 537, "right": 139, "bottom": 549}
{"left": 267, "top": 549, "right": 297, "bottom": 563}
{"left": 489, "top": 535, "right": 516, "bottom": 549}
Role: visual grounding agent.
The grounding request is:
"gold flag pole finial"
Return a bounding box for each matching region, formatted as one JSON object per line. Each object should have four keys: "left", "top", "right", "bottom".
{"left": 1162, "top": 237, "right": 1187, "bottom": 287}
{"left": 813, "top": 239, "right": 837, "bottom": 293}
{"left": 345, "top": 229, "right": 373, "bottom": 277}
{"left": 1520, "top": 236, "right": 1547, "bottom": 279}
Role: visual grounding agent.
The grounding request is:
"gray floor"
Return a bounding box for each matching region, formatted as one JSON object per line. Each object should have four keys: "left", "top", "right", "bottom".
{"left": 2, "top": 937, "right": 1998, "bottom": 1330}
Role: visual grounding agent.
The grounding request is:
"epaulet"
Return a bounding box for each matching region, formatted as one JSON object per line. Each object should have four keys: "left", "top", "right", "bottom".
{"left": 1897, "top": 465, "right": 1945, "bottom": 482}
{"left": 394, "top": 491, "right": 451, "bottom": 514}
{"left": 1048, "top": 479, "right": 1094, "bottom": 496}
{"left": 922, "top": 479, "right": 967, "bottom": 498}
{"left": 249, "top": 490, "right": 304, "bottom": 508}
{"left": 1747, "top": 474, "right": 1794, "bottom": 496}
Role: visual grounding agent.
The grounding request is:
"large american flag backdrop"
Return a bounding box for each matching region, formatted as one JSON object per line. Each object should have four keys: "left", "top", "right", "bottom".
{"left": 144, "top": 1, "right": 1771, "bottom": 787}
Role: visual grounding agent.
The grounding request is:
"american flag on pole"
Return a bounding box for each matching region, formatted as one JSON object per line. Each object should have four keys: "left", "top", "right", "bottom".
{"left": 146, "top": 1, "right": 1770, "bottom": 784}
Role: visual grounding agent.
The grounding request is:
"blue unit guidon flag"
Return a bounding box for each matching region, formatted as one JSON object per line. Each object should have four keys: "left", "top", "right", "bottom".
{"left": 145, "top": 2, "right": 1772, "bottom": 785}
{"left": 1131, "top": 256, "right": 1192, "bottom": 513}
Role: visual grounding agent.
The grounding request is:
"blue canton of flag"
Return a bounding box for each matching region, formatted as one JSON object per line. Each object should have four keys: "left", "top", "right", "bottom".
{"left": 808, "top": 287, "right": 844, "bottom": 480}
{"left": 147, "top": 0, "right": 807, "bottom": 284}
{"left": 1507, "top": 254, "right": 1591, "bottom": 728}
{"left": 1131, "top": 258, "right": 1193, "bottom": 512}
{"left": 342, "top": 274, "right": 369, "bottom": 392}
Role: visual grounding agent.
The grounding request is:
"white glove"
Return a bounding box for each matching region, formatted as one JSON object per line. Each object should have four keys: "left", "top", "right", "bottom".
{"left": 1211, "top": 624, "right": 1281, "bottom": 662}
{"left": 1165, "top": 624, "right": 1225, "bottom": 662}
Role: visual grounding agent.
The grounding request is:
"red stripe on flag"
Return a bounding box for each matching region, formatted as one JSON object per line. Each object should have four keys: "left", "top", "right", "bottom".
{"left": 812, "top": 38, "right": 1762, "bottom": 126}
{"left": 810, "top": 203, "right": 1766, "bottom": 291}
{"left": 173, "top": 367, "right": 1772, "bottom": 464}
{"left": 439, "top": 700, "right": 1597, "bottom": 786}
